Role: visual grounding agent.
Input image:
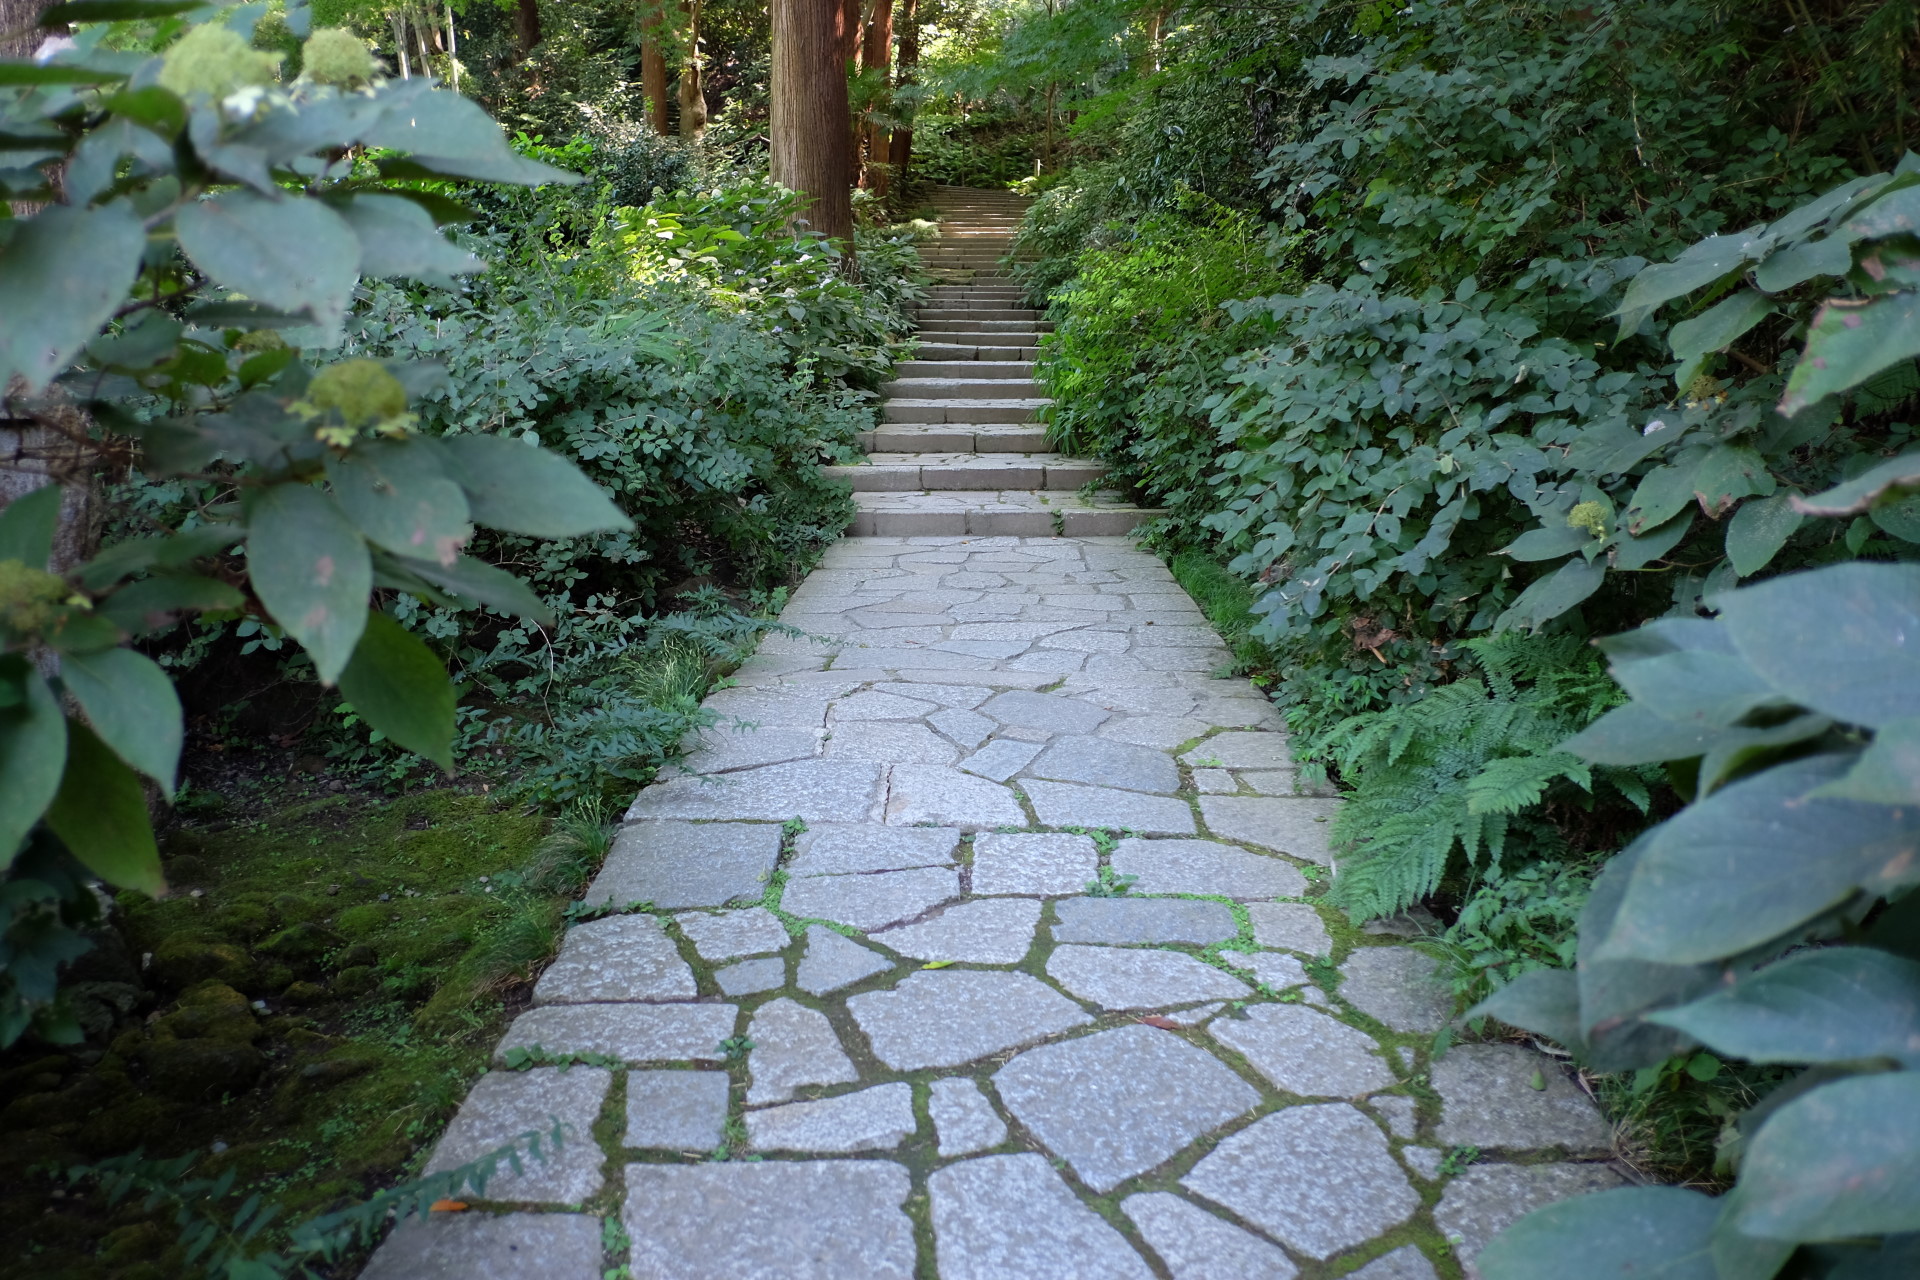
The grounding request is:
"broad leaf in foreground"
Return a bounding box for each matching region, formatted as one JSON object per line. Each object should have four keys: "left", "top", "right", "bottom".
{"left": 245, "top": 485, "right": 370, "bottom": 685}
{"left": 1479, "top": 1186, "right": 1720, "bottom": 1280}
{"left": 1726, "top": 1072, "right": 1920, "bottom": 1242}
{"left": 336, "top": 612, "right": 455, "bottom": 770}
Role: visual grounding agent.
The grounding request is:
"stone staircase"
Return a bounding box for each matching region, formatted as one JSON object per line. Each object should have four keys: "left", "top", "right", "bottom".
{"left": 834, "top": 186, "right": 1163, "bottom": 537}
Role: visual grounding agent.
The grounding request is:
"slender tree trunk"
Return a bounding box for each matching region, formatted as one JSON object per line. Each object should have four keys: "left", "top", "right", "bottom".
{"left": 677, "top": 0, "right": 707, "bottom": 139}
{"left": 514, "top": 0, "right": 541, "bottom": 58}
{"left": 770, "top": 0, "right": 855, "bottom": 247}
{"left": 446, "top": 2, "right": 459, "bottom": 91}
{"left": 861, "top": 0, "right": 893, "bottom": 192}
{"left": 0, "top": 0, "right": 52, "bottom": 59}
{"left": 886, "top": 0, "right": 917, "bottom": 187}
{"left": 390, "top": 11, "right": 412, "bottom": 77}
{"left": 639, "top": 0, "right": 670, "bottom": 134}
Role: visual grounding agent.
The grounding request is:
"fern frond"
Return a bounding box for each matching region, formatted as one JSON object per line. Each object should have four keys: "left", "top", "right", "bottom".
{"left": 1464, "top": 752, "right": 1584, "bottom": 816}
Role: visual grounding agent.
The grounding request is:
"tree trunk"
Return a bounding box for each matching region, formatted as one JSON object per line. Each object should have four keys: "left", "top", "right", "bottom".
{"left": 861, "top": 0, "right": 893, "bottom": 192}
{"left": 770, "top": 0, "right": 855, "bottom": 247}
{"left": 886, "top": 0, "right": 918, "bottom": 188}
{"left": 677, "top": 0, "right": 707, "bottom": 139}
{"left": 390, "top": 11, "right": 412, "bottom": 78}
{"left": 639, "top": 0, "right": 670, "bottom": 135}
{"left": 514, "top": 0, "right": 541, "bottom": 58}
{"left": 446, "top": 1, "right": 460, "bottom": 91}
{"left": 1, "top": 0, "right": 52, "bottom": 59}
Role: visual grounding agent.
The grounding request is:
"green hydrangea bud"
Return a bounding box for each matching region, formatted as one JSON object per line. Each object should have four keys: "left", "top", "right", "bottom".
{"left": 233, "top": 329, "right": 289, "bottom": 353}
{"left": 1567, "top": 501, "right": 1608, "bottom": 536}
{"left": 303, "top": 27, "right": 377, "bottom": 87}
{"left": 158, "top": 23, "right": 282, "bottom": 100}
{"left": 307, "top": 359, "right": 408, "bottom": 427}
{"left": 0, "top": 559, "right": 70, "bottom": 637}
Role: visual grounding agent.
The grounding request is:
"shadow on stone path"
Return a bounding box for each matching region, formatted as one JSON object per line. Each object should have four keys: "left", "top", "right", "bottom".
{"left": 358, "top": 533, "right": 1629, "bottom": 1280}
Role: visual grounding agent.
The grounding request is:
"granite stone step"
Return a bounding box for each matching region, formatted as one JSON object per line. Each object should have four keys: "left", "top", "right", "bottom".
{"left": 824, "top": 454, "right": 1103, "bottom": 492}
{"left": 847, "top": 490, "right": 1164, "bottom": 536}
{"left": 881, "top": 398, "right": 1050, "bottom": 425}
{"left": 878, "top": 377, "right": 1040, "bottom": 400}
{"left": 858, "top": 424, "right": 1050, "bottom": 453}
{"left": 897, "top": 360, "right": 1035, "bottom": 379}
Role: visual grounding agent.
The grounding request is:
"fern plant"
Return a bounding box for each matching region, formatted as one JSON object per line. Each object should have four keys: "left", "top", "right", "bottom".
{"left": 1323, "top": 634, "right": 1652, "bottom": 921}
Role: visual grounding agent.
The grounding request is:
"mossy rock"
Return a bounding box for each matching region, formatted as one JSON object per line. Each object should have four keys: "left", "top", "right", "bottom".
{"left": 331, "top": 904, "right": 390, "bottom": 939}
{"left": 331, "top": 965, "right": 377, "bottom": 996}
{"left": 150, "top": 937, "right": 253, "bottom": 993}
{"left": 142, "top": 1037, "right": 266, "bottom": 1101}
{"left": 0, "top": 1053, "right": 70, "bottom": 1094}
{"left": 258, "top": 922, "right": 340, "bottom": 970}
{"left": 333, "top": 942, "right": 376, "bottom": 970}
{"left": 76, "top": 1095, "right": 181, "bottom": 1155}
{"left": 269, "top": 892, "right": 328, "bottom": 926}
{"left": 178, "top": 980, "right": 249, "bottom": 1011}
{"left": 210, "top": 900, "right": 273, "bottom": 941}
{"left": 99, "top": 1222, "right": 166, "bottom": 1264}
{"left": 0, "top": 1092, "right": 60, "bottom": 1133}
{"left": 159, "top": 853, "right": 208, "bottom": 882}
{"left": 281, "top": 981, "right": 327, "bottom": 1006}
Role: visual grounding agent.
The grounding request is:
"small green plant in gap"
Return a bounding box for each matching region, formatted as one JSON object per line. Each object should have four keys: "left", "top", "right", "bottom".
{"left": 0, "top": 4, "right": 629, "bottom": 1046}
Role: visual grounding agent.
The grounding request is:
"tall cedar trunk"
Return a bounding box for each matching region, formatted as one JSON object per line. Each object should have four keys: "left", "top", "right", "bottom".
{"left": 678, "top": 0, "right": 707, "bottom": 138}
{"left": 886, "top": 0, "right": 917, "bottom": 186}
{"left": 514, "top": 0, "right": 541, "bottom": 58}
{"left": 840, "top": 0, "right": 862, "bottom": 185}
{"left": 447, "top": 2, "right": 460, "bottom": 90}
{"left": 861, "top": 0, "right": 893, "bottom": 192}
{"left": 0, "top": 0, "right": 49, "bottom": 59}
{"left": 390, "top": 11, "right": 412, "bottom": 77}
{"left": 770, "top": 0, "right": 854, "bottom": 247}
{"left": 640, "top": 0, "right": 669, "bottom": 134}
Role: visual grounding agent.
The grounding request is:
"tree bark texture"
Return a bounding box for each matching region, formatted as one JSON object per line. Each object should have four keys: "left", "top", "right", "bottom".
{"left": 1, "top": 0, "right": 52, "bottom": 60}
{"left": 678, "top": 0, "right": 707, "bottom": 138}
{"left": 514, "top": 0, "right": 541, "bottom": 58}
{"left": 770, "top": 0, "right": 854, "bottom": 245}
{"left": 886, "top": 0, "right": 918, "bottom": 186}
{"left": 640, "top": 0, "right": 670, "bottom": 135}
{"left": 861, "top": 0, "right": 894, "bottom": 192}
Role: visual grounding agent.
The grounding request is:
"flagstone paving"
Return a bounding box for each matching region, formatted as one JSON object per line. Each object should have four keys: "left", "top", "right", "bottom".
{"left": 359, "top": 189, "right": 1624, "bottom": 1279}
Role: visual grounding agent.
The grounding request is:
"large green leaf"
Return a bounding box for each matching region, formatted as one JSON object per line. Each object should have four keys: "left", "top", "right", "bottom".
{"left": 1725, "top": 494, "right": 1803, "bottom": 577}
{"left": 1561, "top": 703, "right": 1721, "bottom": 766}
{"left": 1648, "top": 948, "right": 1920, "bottom": 1067}
{"left": 59, "top": 647, "right": 182, "bottom": 792}
{"left": 359, "top": 85, "right": 580, "bottom": 186}
{"left": 1610, "top": 509, "right": 1692, "bottom": 571}
{"left": 0, "top": 658, "right": 68, "bottom": 869}
{"left": 1616, "top": 233, "right": 1769, "bottom": 337}
{"left": 1492, "top": 557, "right": 1605, "bottom": 633}
{"left": 1716, "top": 563, "right": 1920, "bottom": 728}
{"left": 1811, "top": 718, "right": 1920, "bottom": 804}
{"left": 1691, "top": 445, "right": 1775, "bottom": 516}
{"left": 1467, "top": 968, "right": 1583, "bottom": 1048}
{"left": 97, "top": 573, "right": 245, "bottom": 635}
{"left": 1502, "top": 523, "right": 1595, "bottom": 562}
{"left": 1608, "top": 650, "right": 1783, "bottom": 730}
{"left": 1779, "top": 290, "right": 1920, "bottom": 418}
{"left": 393, "top": 553, "right": 555, "bottom": 625}
{"left": 245, "top": 485, "right": 370, "bottom": 685}
{"left": 0, "top": 484, "right": 62, "bottom": 568}
{"left": 77, "top": 526, "right": 237, "bottom": 591}
{"left": 1793, "top": 451, "right": 1920, "bottom": 518}
{"left": 1668, "top": 289, "right": 1773, "bottom": 387}
{"left": 325, "top": 441, "right": 472, "bottom": 567}
{"left": 1695, "top": 714, "right": 1835, "bottom": 795}
{"left": 336, "top": 612, "right": 454, "bottom": 770}
{"left": 1625, "top": 456, "right": 1705, "bottom": 534}
{"left": 0, "top": 202, "right": 146, "bottom": 394}
{"left": 1576, "top": 839, "right": 1714, "bottom": 1071}
{"left": 1597, "top": 754, "right": 1920, "bottom": 966}
{"left": 336, "top": 194, "right": 485, "bottom": 283}
{"left": 1752, "top": 236, "right": 1854, "bottom": 292}
{"left": 1479, "top": 1186, "right": 1720, "bottom": 1280}
{"left": 44, "top": 717, "right": 163, "bottom": 895}
{"left": 1727, "top": 1072, "right": 1920, "bottom": 1242}
{"left": 175, "top": 191, "right": 361, "bottom": 338}
{"left": 432, "top": 436, "right": 633, "bottom": 538}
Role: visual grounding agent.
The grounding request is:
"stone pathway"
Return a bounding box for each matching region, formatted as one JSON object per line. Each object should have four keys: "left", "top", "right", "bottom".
{"left": 359, "top": 194, "right": 1626, "bottom": 1280}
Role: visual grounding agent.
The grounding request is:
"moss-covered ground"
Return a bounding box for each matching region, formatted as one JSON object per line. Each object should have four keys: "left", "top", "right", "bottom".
{"left": 0, "top": 784, "right": 604, "bottom": 1280}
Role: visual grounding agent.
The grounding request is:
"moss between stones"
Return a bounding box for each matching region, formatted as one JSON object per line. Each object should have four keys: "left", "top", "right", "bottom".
{"left": 0, "top": 787, "right": 594, "bottom": 1280}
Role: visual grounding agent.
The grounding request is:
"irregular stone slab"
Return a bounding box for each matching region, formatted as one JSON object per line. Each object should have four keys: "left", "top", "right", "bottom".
{"left": 996, "top": 1025, "right": 1260, "bottom": 1192}
{"left": 715, "top": 956, "right": 786, "bottom": 995}
{"left": 1240, "top": 770, "right": 1309, "bottom": 796}
{"left": 1026, "top": 780, "right": 1196, "bottom": 836}
{"left": 885, "top": 764, "right": 1026, "bottom": 828}
{"left": 1198, "top": 796, "right": 1340, "bottom": 863}
{"left": 1181, "top": 732, "right": 1296, "bottom": 770}
{"left": 796, "top": 925, "right": 893, "bottom": 995}
{"left": 674, "top": 906, "right": 790, "bottom": 962}
{"left": 789, "top": 824, "right": 959, "bottom": 875}
{"left": 1028, "top": 736, "right": 1181, "bottom": 794}
{"left": 875, "top": 681, "right": 993, "bottom": 707}
{"left": 1193, "top": 768, "right": 1237, "bottom": 793}
{"left": 827, "top": 721, "right": 960, "bottom": 764}
{"left": 746, "top": 1082, "right": 916, "bottom": 1153}
{"left": 930, "top": 1154, "right": 1154, "bottom": 1280}
{"left": 700, "top": 688, "right": 835, "bottom": 727}
{"left": 1373, "top": 1093, "right": 1418, "bottom": 1140}
{"left": 1110, "top": 838, "right": 1307, "bottom": 899}
{"left": 980, "top": 690, "right": 1112, "bottom": 735}
{"left": 1339, "top": 947, "right": 1454, "bottom": 1033}
{"left": 1046, "top": 945, "right": 1251, "bottom": 1010}
{"left": 623, "top": 1161, "right": 915, "bottom": 1280}
{"left": 675, "top": 724, "right": 824, "bottom": 775}
{"left": 586, "top": 822, "right": 781, "bottom": 910}
{"left": 1434, "top": 1163, "right": 1624, "bottom": 1278}
{"left": 871, "top": 898, "right": 1041, "bottom": 964}
{"left": 1053, "top": 897, "right": 1236, "bottom": 946}
{"left": 532, "top": 914, "right": 696, "bottom": 1005}
{"left": 1182, "top": 1103, "right": 1419, "bottom": 1260}
{"left": 930, "top": 1077, "right": 1008, "bottom": 1156}
{"left": 1246, "top": 902, "right": 1331, "bottom": 954}
{"left": 426, "top": 1068, "right": 609, "bottom": 1203}
{"left": 1432, "top": 1045, "right": 1613, "bottom": 1153}
{"left": 498, "top": 1003, "right": 736, "bottom": 1064}
{"left": 930, "top": 707, "right": 996, "bottom": 748}
{"left": 1225, "top": 951, "right": 1310, "bottom": 990}
{"left": 1162, "top": 1002, "right": 1225, "bottom": 1027}
{"left": 1402, "top": 1146, "right": 1445, "bottom": 1179}
{"left": 1350, "top": 1245, "right": 1441, "bottom": 1280}
{"left": 1210, "top": 1004, "right": 1395, "bottom": 1097}
{"left": 625, "top": 1070, "right": 730, "bottom": 1150}
{"left": 959, "top": 736, "right": 1045, "bottom": 782}
{"left": 781, "top": 866, "right": 960, "bottom": 931}
{"left": 746, "top": 997, "right": 858, "bottom": 1104}
{"left": 360, "top": 1213, "right": 603, "bottom": 1280}
{"left": 1122, "top": 1192, "right": 1299, "bottom": 1280}
{"left": 831, "top": 690, "right": 937, "bottom": 720}
{"left": 624, "top": 761, "right": 885, "bottom": 824}
{"left": 848, "top": 970, "right": 1092, "bottom": 1070}
{"left": 1099, "top": 714, "right": 1213, "bottom": 751}
{"left": 972, "top": 832, "right": 1099, "bottom": 896}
